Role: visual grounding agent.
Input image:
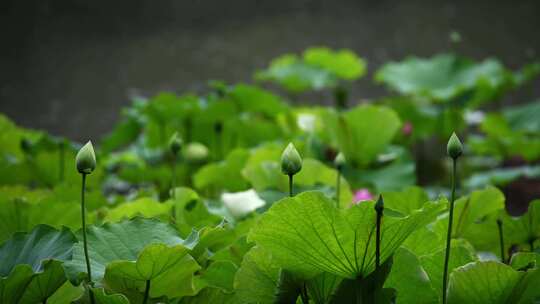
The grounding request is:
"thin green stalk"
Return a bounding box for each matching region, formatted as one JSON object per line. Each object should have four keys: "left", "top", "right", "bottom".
{"left": 214, "top": 122, "right": 223, "bottom": 161}
{"left": 289, "top": 174, "right": 293, "bottom": 197}
{"left": 81, "top": 173, "right": 95, "bottom": 304}
{"left": 336, "top": 169, "right": 341, "bottom": 207}
{"left": 58, "top": 141, "right": 65, "bottom": 182}
{"left": 184, "top": 118, "right": 192, "bottom": 143}
{"left": 170, "top": 154, "right": 177, "bottom": 224}
{"left": 143, "top": 280, "right": 151, "bottom": 304}
{"left": 171, "top": 154, "right": 177, "bottom": 199}
{"left": 530, "top": 238, "right": 535, "bottom": 252}
{"left": 375, "top": 208, "right": 382, "bottom": 270}
{"left": 300, "top": 282, "right": 309, "bottom": 304}
{"left": 497, "top": 219, "right": 505, "bottom": 263}
{"left": 442, "top": 159, "right": 457, "bottom": 304}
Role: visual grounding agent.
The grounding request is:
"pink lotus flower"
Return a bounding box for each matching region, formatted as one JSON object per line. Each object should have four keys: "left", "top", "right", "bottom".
{"left": 402, "top": 121, "right": 413, "bottom": 136}
{"left": 352, "top": 189, "right": 373, "bottom": 204}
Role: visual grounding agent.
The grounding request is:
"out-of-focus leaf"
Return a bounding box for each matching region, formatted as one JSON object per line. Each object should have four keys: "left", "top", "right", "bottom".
{"left": 334, "top": 105, "right": 401, "bottom": 167}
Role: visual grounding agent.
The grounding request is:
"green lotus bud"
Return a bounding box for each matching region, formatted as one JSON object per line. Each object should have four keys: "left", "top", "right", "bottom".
{"left": 76, "top": 141, "right": 96, "bottom": 174}
{"left": 183, "top": 142, "right": 209, "bottom": 163}
{"left": 169, "top": 132, "right": 182, "bottom": 155}
{"left": 334, "top": 152, "right": 346, "bottom": 170}
{"left": 447, "top": 132, "right": 463, "bottom": 159}
{"left": 281, "top": 143, "right": 302, "bottom": 176}
{"left": 375, "top": 195, "right": 384, "bottom": 213}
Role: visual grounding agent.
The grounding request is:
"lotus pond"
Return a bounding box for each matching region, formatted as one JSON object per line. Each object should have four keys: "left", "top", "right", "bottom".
{"left": 1, "top": 47, "right": 540, "bottom": 303}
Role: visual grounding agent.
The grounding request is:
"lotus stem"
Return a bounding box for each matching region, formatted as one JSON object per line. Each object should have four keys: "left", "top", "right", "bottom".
{"left": 336, "top": 171, "right": 341, "bottom": 207}
{"left": 288, "top": 174, "right": 293, "bottom": 197}
{"left": 171, "top": 154, "right": 177, "bottom": 199}
{"left": 214, "top": 122, "right": 223, "bottom": 160}
{"left": 143, "top": 280, "right": 151, "bottom": 304}
{"left": 497, "top": 219, "right": 505, "bottom": 263}
{"left": 300, "top": 282, "right": 309, "bottom": 304}
{"left": 81, "top": 173, "right": 95, "bottom": 304}
{"left": 442, "top": 158, "right": 457, "bottom": 304}
{"left": 375, "top": 196, "right": 384, "bottom": 270}
{"left": 58, "top": 140, "right": 65, "bottom": 182}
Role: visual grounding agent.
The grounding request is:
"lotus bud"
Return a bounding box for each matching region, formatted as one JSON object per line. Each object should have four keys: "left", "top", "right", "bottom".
{"left": 184, "top": 142, "right": 209, "bottom": 163}
{"left": 169, "top": 132, "right": 182, "bottom": 155}
{"left": 76, "top": 141, "right": 96, "bottom": 174}
{"left": 447, "top": 132, "right": 463, "bottom": 159}
{"left": 334, "top": 152, "right": 346, "bottom": 170}
{"left": 375, "top": 195, "right": 384, "bottom": 214}
{"left": 281, "top": 142, "right": 302, "bottom": 176}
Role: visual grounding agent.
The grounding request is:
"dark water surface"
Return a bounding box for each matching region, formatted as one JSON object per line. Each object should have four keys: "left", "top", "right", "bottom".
{"left": 1, "top": 0, "right": 539, "bottom": 141}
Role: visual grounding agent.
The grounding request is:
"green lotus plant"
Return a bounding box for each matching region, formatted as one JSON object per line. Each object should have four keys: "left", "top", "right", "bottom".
{"left": 443, "top": 132, "right": 463, "bottom": 304}
{"left": 75, "top": 141, "right": 97, "bottom": 304}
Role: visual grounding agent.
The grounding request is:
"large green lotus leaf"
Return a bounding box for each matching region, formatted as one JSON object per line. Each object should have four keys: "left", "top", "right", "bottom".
{"left": 375, "top": 54, "right": 511, "bottom": 103}
{"left": 100, "top": 116, "right": 142, "bottom": 154}
{"left": 233, "top": 246, "right": 280, "bottom": 304}
{"left": 0, "top": 183, "right": 103, "bottom": 240}
{"left": 243, "top": 154, "right": 353, "bottom": 207}
{"left": 181, "top": 287, "right": 236, "bottom": 304}
{"left": 464, "top": 165, "right": 540, "bottom": 189}
{"left": 47, "top": 282, "right": 84, "bottom": 304}
{"left": 171, "top": 187, "right": 223, "bottom": 237}
{"left": 385, "top": 247, "right": 438, "bottom": 304}
{"left": 501, "top": 200, "right": 540, "bottom": 251}
{"left": 255, "top": 54, "right": 337, "bottom": 93}
{"left": 104, "top": 243, "right": 201, "bottom": 300}
{"left": 452, "top": 186, "right": 505, "bottom": 238}
{"left": 447, "top": 261, "right": 540, "bottom": 304}
{"left": 509, "top": 252, "right": 540, "bottom": 271}
{"left": 194, "top": 149, "right": 250, "bottom": 192}
{"left": 209, "top": 235, "right": 253, "bottom": 268}
{"left": 420, "top": 239, "right": 477, "bottom": 298}
{"left": 0, "top": 225, "right": 77, "bottom": 303}
{"left": 227, "top": 84, "right": 289, "bottom": 117}
{"left": 451, "top": 199, "right": 540, "bottom": 258}
{"left": 502, "top": 100, "right": 540, "bottom": 133}
{"left": 432, "top": 187, "right": 505, "bottom": 253}
{"left": 64, "top": 217, "right": 190, "bottom": 284}
{"left": 345, "top": 150, "right": 416, "bottom": 192}
{"left": 334, "top": 105, "right": 401, "bottom": 167}
{"left": 303, "top": 47, "right": 367, "bottom": 80}
{"left": 248, "top": 191, "right": 444, "bottom": 279}
{"left": 382, "top": 186, "right": 429, "bottom": 216}
{"left": 330, "top": 257, "right": 395, "bottom": 304}
{"left": 381, "top": 97, "right": 439, "bottom": 140}
{"left": 306, "top": 272, "right": 342, "bottom": 304}
{"left": 199, "top": 260, "right": 238, "bottom": 293}
{"left": 402, "top": 226, "right": 445, "bottom": 257}
{"left": 0, "top": 192, "right": 96, "bottom": 243}
{"left": 103, "top": 197, "right": 172, "bottom": 223}
{"left": 469, "top": 113, "right": 540, "bottom": 161}
{"left": 91, "top": 288, "right": 130, "bottom": 304}
{"left": 221, "top": 116, "right": 284, "bottom": 153}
